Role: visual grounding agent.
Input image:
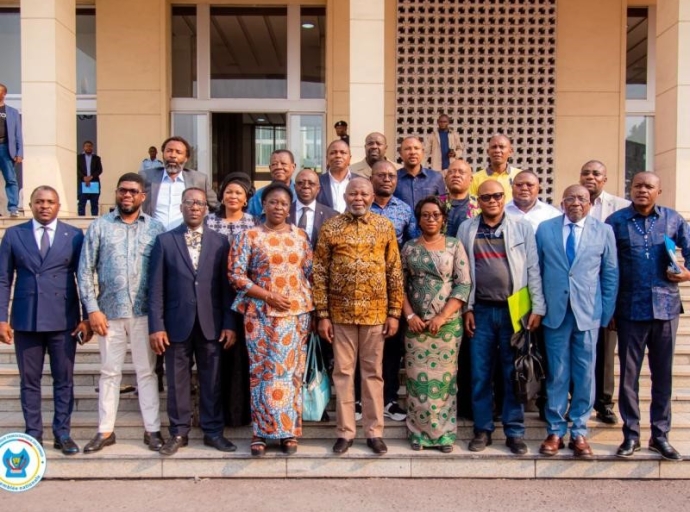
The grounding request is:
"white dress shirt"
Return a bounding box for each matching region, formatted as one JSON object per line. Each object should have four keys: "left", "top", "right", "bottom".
{"left": 505, "top": 199, "right": 562, "bottom": 233}
{"left": 32, "top": 218, "right": 58, "bottom": 249}
{"left": 295, "top": 199, "right": 316, "bottom": 241}
{"left": 154, "top": 172, "right": 186, "bottom": 231}
{"left": 329, "top": 170, "right": 352, "bottom": 213}
{"left": 562, "top": 216, "right": 586, "bottom": 252}
{"left": 589, "top": 190, "right": 631, "bottom": 222}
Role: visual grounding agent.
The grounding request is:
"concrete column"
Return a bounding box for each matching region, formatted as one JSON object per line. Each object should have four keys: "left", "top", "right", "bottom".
{"left": 348, "top": 0, "right": 385, "bottom": 160}
{"left": 96, "top": 0, "right": 168, "bottom": 210}
{"left": 20, "top": 0, "right": 77, "bottom": 215}
{"left": 655, "top": 0, "right": 690, "bottom": 215}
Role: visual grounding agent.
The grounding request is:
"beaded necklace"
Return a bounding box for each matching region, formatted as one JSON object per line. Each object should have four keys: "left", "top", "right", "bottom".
{"left": 631, "top": 215, "right": 656, "bottom": 259}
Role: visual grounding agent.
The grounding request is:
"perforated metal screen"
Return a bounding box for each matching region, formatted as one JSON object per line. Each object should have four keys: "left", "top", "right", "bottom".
{"left": 395, "top": 0, "right": 557, "bottom": 200}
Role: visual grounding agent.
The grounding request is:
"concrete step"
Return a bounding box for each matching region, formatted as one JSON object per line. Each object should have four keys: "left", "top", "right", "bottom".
{"left": 3, "top": 410, "right": 690, "bottom": 442}
{"left": 21, "top": 438, "right": 690, "bottom": 480}
{"left": 0, "top": 363, "right": 139, "bottom": 387}
{"left": 0, "top": 344, "right": 131, "bottom": 365}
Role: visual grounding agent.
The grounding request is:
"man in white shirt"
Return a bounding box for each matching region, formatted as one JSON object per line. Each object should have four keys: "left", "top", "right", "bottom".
{"left": 504, "top": 170, "right": 561, "bottom": 232}
{"left": 317, "top": 139, "right": 353, "bottom": 213}
{"left": 579, "top": 159, "right": 630, "bottom": 425}
{"left": 289, "top": 168, "right": 337, "bottom": 249}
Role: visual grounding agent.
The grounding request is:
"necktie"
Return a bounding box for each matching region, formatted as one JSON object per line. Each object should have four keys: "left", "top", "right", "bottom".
{"left": 298, "top": 206, "right": 309, "bottom": 230}
{"left": 566, "top": 224, "right": 576, "bottom": 267}
{"left": 40, "top": 226, "right": 50, "bottom": 260}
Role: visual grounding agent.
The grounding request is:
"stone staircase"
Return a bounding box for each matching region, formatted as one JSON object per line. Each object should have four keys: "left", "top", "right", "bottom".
{"left": 1, "top": 216, "right": 690, "bottom": 479}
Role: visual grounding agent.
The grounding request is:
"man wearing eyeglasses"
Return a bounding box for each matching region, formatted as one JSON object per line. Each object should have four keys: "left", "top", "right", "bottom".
{"left": 78, "top": 173, "right": 166, "bottom": 454}
{"left": 148, "top": 188, "right": 238, "bottom": 456}
{"left": 289, "top": 168, "right": 337, "bottom": 249}
{"left": 536, "top": 185, "right": 618, "bottom": 458}
{"left": 579, "top": 160, "right": 630, "bottom": 425}
{"left": 457, "top": 180, "right": 545, "bottom": 455}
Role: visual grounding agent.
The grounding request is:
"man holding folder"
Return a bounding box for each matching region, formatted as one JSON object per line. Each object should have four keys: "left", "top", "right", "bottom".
{"left": 536, "top": 184, "right": 618, "bottom": 458}
{"left": 457, "top": 180, "right": 545, "bottom": 455}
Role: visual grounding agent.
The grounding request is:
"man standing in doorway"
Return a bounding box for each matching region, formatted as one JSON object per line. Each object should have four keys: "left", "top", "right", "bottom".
{"left": 77, "top": 140, "right": 103, "bottom": 216}
{"left": 334, "top": 120, "right": 349, "bottom": 145}
{"left": 579, "top": 159, "right": 630, "bottom": 425}
{"left": 0, "top": 83, "right": 23, "bottom": 217}
{"left": 424, "top": 114, "right": 464, "bottom": 172}
{"left": 350, "top": 132, "right": 389, "bottom": 179}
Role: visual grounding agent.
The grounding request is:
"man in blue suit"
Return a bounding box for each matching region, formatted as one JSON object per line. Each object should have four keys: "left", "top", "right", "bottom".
{"left": 0, "top": 83, "right": 23, "bottom": 217}
{"left": 0, "top": 186, "right": 91, "bottom": 454}
{"left": 536, "top": 184, "right": 618, "bottom": 458}
{"left": 148, "top": 187, "right": 238, "bottom": 456}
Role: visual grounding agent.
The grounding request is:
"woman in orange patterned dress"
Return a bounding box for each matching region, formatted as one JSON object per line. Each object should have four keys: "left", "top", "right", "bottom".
{"left": 228, "top": 182, "right": 314, "bottom": 456}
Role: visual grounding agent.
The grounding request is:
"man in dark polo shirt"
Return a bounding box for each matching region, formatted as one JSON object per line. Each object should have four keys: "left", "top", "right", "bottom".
{"left": 457, "top": 180, "right": 545, "bottom": 455}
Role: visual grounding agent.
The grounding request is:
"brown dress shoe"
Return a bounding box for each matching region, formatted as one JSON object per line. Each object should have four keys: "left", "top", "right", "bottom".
{"left": 539, "top": 434, "right": 564, "bottom": 456}
{"left": 568, "top": 435, "right": 593, "bottom": 458}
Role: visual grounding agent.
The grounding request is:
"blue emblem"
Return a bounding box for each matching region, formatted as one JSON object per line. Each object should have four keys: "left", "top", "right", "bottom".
{"left": 3, "top": 447, "right": 29, "bottom": 479}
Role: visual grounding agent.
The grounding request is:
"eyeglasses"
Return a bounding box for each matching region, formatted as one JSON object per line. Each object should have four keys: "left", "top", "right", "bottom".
{"left": 580, "top": 170, "right": 605, "bottom": 177}
{"left": 420, "top": 212, "right": 443, "bottom": 221}
{"left": 478, "top": 192, "right": 505, "bottom": 202}
{"left": 372, "top": 173, "right": 397, "bottom": 181}
{"left": 181, "top": 199, "right": 208, "bottom": 208}
{"left": 563, "top": 195, "right": 590, "bottom": 205}
{"left": 117, "top": 187, "right": 141, "bottom": 196}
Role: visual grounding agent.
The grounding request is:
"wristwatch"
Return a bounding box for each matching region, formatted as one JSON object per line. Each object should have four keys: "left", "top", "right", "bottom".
{"left": 406, "top": 313, "right": 416, "bottom": 321}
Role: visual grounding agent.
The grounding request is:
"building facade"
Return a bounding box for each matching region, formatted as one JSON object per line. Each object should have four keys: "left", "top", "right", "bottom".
{"left": 0, "top": 0, "right": 687, "bottom": 216}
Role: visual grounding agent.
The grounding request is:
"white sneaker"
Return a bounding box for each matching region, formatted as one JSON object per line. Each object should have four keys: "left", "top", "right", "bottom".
{"left": 384, "top": 401, "right": 406, "bottom": 421}
{"left": 355, "top": 401, "right": 363, "bottom": 422}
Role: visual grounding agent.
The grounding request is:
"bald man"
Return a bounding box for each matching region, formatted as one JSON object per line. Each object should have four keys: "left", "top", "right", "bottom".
{"left": 606, "top": 172, "right": 690, "bottom": 461}
{"left": 536, "top": 184, "right": 618, "bottom": 458}
{"left": 313, "top": 177, "right": 403, "bottom": 456}
{"left": 350, "top": 132, "right": 389, "bottom": 178}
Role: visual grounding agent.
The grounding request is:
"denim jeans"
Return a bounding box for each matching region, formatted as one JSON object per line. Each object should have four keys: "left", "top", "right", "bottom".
{"left": 0, "top": 142, "right": 19, "bottom": 212}
{"left": 470, "top": 302, "right": 524, "bottom": 437}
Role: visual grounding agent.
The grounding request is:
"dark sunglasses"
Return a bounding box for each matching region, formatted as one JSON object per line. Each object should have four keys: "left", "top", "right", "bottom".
{"left": 478, "top": 192, "right": 505, "bottom": 202}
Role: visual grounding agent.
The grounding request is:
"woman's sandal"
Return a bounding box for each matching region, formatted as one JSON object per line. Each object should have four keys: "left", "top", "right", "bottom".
{"left": 250, "top": 437, "right": 266, "bottom": 457}
{"left": 281, "top": 437, "right": 298, "bottom": 455}
{"left": 439, "top": 445, "right": 453, "bottom": 454}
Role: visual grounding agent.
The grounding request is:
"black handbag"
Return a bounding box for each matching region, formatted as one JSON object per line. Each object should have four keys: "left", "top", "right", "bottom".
{"left": 510, "top": 328, "right": 545, "bottom": 404}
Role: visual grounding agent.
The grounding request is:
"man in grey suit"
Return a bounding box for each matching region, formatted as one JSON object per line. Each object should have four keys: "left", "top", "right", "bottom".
{"left": 289, "top": 168, "right": 337, "bottom": 249}
{"left": 536, "top": 184, "right": 618, "bottom": 458}
{"left": 579, "top": 159, "right": 630, "bottom": 425}
{"left": 0, "top": 83, "right": 22, "bottom": 217}
{"left": 139, "top": 136, "right": 218, "bottom": 231}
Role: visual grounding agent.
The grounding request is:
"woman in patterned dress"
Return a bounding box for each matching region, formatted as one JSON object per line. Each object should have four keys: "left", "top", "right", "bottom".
{"left": 229, "top": 182, "right": 314, "bottom": 456}
{"left": 401, "top": 196, "right": 471, "bottom": 453}
{"left": 206, "top": 172, "right": 258, "bottom": 428}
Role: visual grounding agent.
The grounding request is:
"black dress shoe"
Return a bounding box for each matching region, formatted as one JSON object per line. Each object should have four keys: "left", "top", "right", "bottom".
{"left": 332, "top": 438, "right": 354, "bottom": 454}
{"left": 595, "top": 408, "right": 618, "bottom": 425}
{"left": 160, "top": 435, "right": 188, "bottom": 456}
{"left": 84, "top": 433, "right": 116, "bottom": 454}
{"left": 203, "top": 435, "right": 237, "bottom": 453}
{"left": 468, "top": 431, "right": 492, "bottom": 452}
{"left": 506, "top": 436, "right": 528, "bottom": 455}
{"left": 649, "top": 438, "right": 682, "bottom": 461}
{"left": 616, "top": 439, "right": 641, "bottom": 458}
{"left": 54, "top": 435, "right": 80, "bottom": 455}
{"left": 366, "top": 437, "right": 388, "bottom": 455}
{"left": 144, "top": 431, "right": 165, "bottom": 452}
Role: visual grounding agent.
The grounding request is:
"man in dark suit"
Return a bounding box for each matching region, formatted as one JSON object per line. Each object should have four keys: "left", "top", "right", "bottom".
{"left": 139, "top": 136, "right": 217, "bottom": 230}
{"left": 0, "top": 186, "right": 91, "bottom": 454}
{"left": 289, "top": 168, "right": 338, "bottom": 249}
{"left": 316, "top": 140, "right": 354, "bottom": 213}
{"left": 77, "top": 140, "right": 103, "bottom": 216}
{"left": 148, "top": 187, "right": 238, "bottom": 456}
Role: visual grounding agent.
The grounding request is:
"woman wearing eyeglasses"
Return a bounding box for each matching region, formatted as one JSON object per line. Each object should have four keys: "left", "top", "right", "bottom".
{"left": 400, "top": 195, "right": 471, "bottom": 453}
{"left": 228, "top": 182, "right": 314, "bottom": 457}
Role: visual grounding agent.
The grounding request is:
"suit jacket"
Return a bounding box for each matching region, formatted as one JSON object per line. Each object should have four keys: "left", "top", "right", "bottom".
{"left": 139, "top": 167, "right": 218, "bottom": 215}
{"left": 592, "top": 190, "right": 631, "bottom": 222}
{"left": 536, "top": 215, "right": 619, "bottom": 331}
{"left": 148, "top": 223, "right": 235, "bottom": 342}
{"left": 77, "top": 153, "right": 103, "bottom": 182}
{"left": 424, "top": 129, "right": 464, "bottom": 171}
{"left": 2, "top": 103, "right": 23, "bottom": 159}
{"left": 289, "top": 201, "right": 338, "bottom": 249}
{"left": 0, "top": 220, "right": 84, "bottom": 331}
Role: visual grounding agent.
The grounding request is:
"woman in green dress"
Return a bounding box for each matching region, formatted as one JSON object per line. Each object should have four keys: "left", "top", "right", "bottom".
{"left": 401, "top": 196, "right": 471, "bottom": 452}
